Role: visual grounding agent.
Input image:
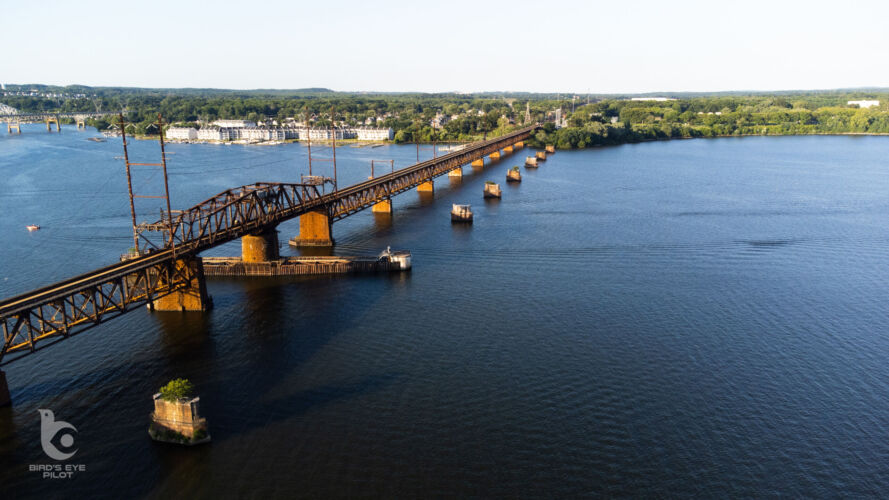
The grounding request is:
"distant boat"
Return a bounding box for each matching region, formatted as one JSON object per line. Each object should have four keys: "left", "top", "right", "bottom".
{"left": 26, "top": 225, "right": 40, "bottom": 231}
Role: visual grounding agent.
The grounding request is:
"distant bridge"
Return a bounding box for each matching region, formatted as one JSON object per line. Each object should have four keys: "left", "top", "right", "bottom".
{"left": 1, "top": 107, "right": 123, "bottom": 133}
{"left": 0, "top": 125, "right": 537, "bottom": 385}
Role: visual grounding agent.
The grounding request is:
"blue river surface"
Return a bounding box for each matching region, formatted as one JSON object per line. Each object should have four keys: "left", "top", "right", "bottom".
{"left": 1, "top": 124, "right": 889, "bottom": 497}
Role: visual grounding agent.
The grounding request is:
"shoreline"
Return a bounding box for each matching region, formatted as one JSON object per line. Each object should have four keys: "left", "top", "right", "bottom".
{"left": 116, "top": 130, "right": 889, "bottom": 150}
{"left": 525, "top": 131, "right": 889, "bottom": 150}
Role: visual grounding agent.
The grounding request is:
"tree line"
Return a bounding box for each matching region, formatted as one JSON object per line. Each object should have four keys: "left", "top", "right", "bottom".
{"left": 4, "top": 85, "right": 888, "bottom": 148}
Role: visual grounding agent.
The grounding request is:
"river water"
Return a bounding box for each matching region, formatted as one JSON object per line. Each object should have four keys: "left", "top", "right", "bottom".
{"left": 2, "top": 125, "right": 889, "bottom": 497}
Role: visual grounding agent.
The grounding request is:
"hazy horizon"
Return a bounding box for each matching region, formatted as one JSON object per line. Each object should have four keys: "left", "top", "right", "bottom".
{"left": 5, "top": 82, "right": 889, "bottom": 97}
{"left": 4, "top": 0, "right": 888, "bottom": 94}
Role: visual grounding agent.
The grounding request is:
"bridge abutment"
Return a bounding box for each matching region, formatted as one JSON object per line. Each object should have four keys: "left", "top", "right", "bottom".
{"left": 151, "top": 258, "right": 212, "bottom": 312}
{"left": 242, "top": 229, "right": 279, "bottom": 262}
{"left": 0, "top": 370, "right": 10, "bottom": 407}
{"left": 291, "top": 210, "right": 334, "bottom": 247}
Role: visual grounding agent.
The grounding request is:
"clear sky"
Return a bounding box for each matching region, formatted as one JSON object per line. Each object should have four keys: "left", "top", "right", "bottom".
{"left": 3, "top": 0, "right": 888, "bottom": 94}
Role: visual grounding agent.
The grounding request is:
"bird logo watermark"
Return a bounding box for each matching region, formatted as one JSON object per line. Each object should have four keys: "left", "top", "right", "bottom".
{"left": 29, "top": 409, "right": 87, "bottom": 479}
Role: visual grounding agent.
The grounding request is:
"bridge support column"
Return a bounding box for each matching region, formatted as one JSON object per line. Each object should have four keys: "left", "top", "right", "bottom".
{"left": 448, "top": 167, "right": 463, "bottom": 178}
{"left": 471, "top": 158, "right": 484, "bottom": 168}
{"left": 0, "top": 370, "right": 10, "bottom": 407}
{"left": 489, "top": 151, "right": 501, "bottom": 160}
{"left": 7, "top": 122, "right": 20, "bottom": 134}
{"left": 242, "top": 229, "right": 279, "bottom": 262}
{"left": 504, "top": 145, "right": 514, "bottom": 154}
{"left": 417, "top": 180, "right": 434, "bottom": 193}
{"left": 515, "top": 141, "right": 524, "bottom": 149}
{"left": 291, "top": 209, "right": 334, "bottom": 247}
{"left": 372, "top": 198, "right": 392, "bottom": 214}
{"left": 151, "top": 258, "right": 212, "bottom": 312}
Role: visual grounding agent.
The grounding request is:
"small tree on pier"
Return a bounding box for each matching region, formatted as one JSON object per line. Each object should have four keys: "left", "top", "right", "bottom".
{"left": 159, "top": 378, "right": 194, "bottom": 402}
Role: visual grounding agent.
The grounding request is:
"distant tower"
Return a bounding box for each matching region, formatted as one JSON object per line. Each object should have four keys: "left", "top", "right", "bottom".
{"left": 524, "top": 102, "right": 531, "bottom": 124}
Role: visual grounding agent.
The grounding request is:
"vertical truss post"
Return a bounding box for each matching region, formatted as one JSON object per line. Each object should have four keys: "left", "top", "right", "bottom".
{"left": 305, "top": 111, "right": 312, "bottom": 176}
{"left": 119, "top": 113, "right": 139, "bottom": 253}
{"left": 331, "top": 106, "right": 337, "bottom": 193}
{"left": 157, "top": 114, "right": 176, "bottom": 258}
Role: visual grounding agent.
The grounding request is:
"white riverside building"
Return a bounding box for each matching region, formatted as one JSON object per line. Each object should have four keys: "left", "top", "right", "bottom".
{"left": 166, "top": 127, "right": 198, "bottom": 140}
{"left": 354, "top": 127, "right": 394, "bottom": 140}
{"left": 298, "top": 127, "right": 394, "bottom": 141}
{"left": 170, "top": 125, "right": 394, "bottom": 142}
{"left": 848, "top": 100, "right": 880, "bottom": 109}
{"left": 213, "top": 119, "right": 256, "bottom": 128}
{"left": 239, "top": 127, "right": 287, "bottom": 141}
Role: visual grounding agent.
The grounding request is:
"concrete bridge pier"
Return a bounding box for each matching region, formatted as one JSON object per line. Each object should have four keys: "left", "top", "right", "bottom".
{"left": 242, "top": 229, "right": 279, "bottom": 262}
{"left": 471, "top": 159, "right": 484, "bottom": 168}
{"left": 6, "top": 121, "right": 21, "bottom": 134}
{"left": 291, "top": 209, "right": 334, "bottom": 247}
{"left": 76, "top": 117, "right": 86, "bottom": 130}
{"left": 372, "top": 198, "right": 393, "bottom": 214}
{"left": 45, "top": 116, "right": 61, "bottom": 133}
{"left": 0, "top": 370, "right": 10, "bottom": 407}
{"left": 515, "top": 141, "right": 524, "bottom": 149}
{"left": 417, "top": 180, "right": 434, "bottom": 194}
{"left": 503, "top": 145, "right": 514, "bottom": 154}
{"left": 489, "top": 151, "right": 501, "bottom": 160}
{"left": 448, "top": 167, "right": 463, "bottom": 178}
{"left": 150, "top": 258, "right": 213, "bottom": 312}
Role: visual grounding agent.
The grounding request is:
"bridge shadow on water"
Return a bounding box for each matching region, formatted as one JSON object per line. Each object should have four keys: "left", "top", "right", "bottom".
{"left": 193, "top": 271, "right": 410, "bottom": 407}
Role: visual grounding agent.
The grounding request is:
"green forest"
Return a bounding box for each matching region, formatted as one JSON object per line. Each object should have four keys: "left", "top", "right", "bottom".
{"left": 3, "top": 84, "right": 889, "bottom": 149}
{"left": 535, "top": 95, "right": 889, "bottom": 149}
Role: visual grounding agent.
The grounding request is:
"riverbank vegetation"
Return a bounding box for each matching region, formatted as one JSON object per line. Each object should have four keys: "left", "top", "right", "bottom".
{"left": 3, "top": 84, "right": 889, "bottom": 149}
{"left": 529, "top": 96, "right": 889, "bottom": 149}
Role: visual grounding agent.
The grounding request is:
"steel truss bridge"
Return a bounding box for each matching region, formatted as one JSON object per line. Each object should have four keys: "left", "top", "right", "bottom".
{"left": 0, "top": 111, "right": 121, "bottom": 120}
{"left": 0, "top": 125, "right": 537, "bottom": 365}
